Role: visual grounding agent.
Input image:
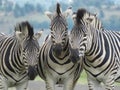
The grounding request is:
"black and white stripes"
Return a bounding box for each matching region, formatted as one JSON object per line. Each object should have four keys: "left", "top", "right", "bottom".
{"left": 69, "top": 8, "right": 120, "bottom": 90}
{"left": 0, "top": 21, "right": 42, "bottom": 90}
{"left": 37, "top": 3, "right": 83, "bottom": 90}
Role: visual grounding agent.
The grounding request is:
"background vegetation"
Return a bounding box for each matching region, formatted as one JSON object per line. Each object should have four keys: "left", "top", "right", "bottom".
{"left": 0, "top": 0, "right": 120, "bottom": 35}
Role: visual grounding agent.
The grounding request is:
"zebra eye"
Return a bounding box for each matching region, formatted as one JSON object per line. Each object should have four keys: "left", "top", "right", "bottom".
{"left": 87, "top": 18, "right": 93, "bottom": 22}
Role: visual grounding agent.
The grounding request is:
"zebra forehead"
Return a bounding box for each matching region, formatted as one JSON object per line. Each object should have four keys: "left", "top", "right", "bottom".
{"left": 71, "top": 24, "right": 87, "bottom": 35}
{"left": 51, "top": 16, "right": 67, "bottom": 28}
{"left": 24, "top": 39, "right": 39, "bottom": 50}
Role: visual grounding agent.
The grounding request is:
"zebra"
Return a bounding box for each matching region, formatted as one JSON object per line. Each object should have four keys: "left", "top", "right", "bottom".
{"left": 37, "top": 3, "right": 83, "bottom": 90}
{"left": 69, "top": 8, "right": 120, "bottom": 90}
{"left": 0, "top": 21, "right": 42, "bottom": 90}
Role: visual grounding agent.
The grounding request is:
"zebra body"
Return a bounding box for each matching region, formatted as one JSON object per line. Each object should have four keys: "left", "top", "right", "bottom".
{"left": 70, "top": 9, "right": 120, "bottom": 90}
{"left": 37, "top": 3, "right": 83, "bottom": 90}
{"left": 0, "top": 21, "right": 42, "bottom": 90}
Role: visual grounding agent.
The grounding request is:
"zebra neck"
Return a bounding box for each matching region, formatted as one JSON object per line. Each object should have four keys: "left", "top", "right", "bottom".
{"left": 85, "top": 30, "right": 100, "bottom": 57}
{"left": 8, "top": 40, "right": 25, "bottom": 73}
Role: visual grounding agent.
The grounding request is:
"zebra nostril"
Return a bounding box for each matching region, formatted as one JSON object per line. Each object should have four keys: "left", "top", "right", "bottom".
{"left": 28, "top": 66, "right": 37, "bottom": 80}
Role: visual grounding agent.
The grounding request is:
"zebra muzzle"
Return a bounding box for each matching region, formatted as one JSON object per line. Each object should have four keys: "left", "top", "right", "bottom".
{"left": 28, "top": 66, "right": 38, "bottom": 80}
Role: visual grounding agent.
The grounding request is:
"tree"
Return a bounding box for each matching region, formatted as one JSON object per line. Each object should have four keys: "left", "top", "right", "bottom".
{"left": 24, "top": 3, "right": 35, "bottom": 14}
{"left": 5, "top": 1, "right": 13, "bottom": 13}
{"left": 36, "top": 3, "right": 43, "bottom": 13}
{"left": 13, "top": 4, "right": 23, "bottom": 17}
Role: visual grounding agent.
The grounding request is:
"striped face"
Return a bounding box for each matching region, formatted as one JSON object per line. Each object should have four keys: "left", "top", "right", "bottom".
{"left": 70, "top": 9, "right": 95, "bottom": 62}
{"left": 22, "top": 36, "right": 40, "bottom": 67}
{"left": 50, "top": 16, "right": 68, "bottom": 48}
{"left": 15, "top": 21, "right": 42, "bottom": 67}
{"left": 45, "top": 3, "right": 72, "bottom": 56}
{"left": 70, "top": 25, "right": 88, "bottom": 57}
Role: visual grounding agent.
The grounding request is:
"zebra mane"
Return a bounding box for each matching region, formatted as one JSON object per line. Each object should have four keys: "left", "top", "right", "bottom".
{"left": 56, "top": 3, "right": 61, "bottom": 15}
{"left": 14, "top": 21, "right": 34, "bottom": 39}
{"left": 76, "top": 8, "right": 87, "bottom": 24}
{"left": 25, "top": 21, "right": 34, "bottom": 39}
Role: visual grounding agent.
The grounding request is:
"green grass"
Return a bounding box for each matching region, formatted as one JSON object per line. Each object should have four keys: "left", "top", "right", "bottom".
{"left": 78, "top": 70, "right": 87, "bottom": 84}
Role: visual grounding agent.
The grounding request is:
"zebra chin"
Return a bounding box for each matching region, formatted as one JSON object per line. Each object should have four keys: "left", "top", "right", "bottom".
{"left": 28, "top": 66, "right": 38, "bottom": 80}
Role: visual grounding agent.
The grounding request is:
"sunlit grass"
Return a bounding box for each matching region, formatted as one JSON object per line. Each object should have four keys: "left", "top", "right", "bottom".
{"left": 78, "top": 70, "right": 87, "bottom": 84}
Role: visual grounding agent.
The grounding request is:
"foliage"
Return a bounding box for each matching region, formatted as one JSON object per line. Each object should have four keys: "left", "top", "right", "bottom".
{"left": 0, "top": 0, "right": 120, "bottom": 31}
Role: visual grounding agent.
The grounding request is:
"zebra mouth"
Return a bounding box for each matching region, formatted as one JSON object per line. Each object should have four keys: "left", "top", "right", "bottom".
{"left": 28, "top": 66, "right": 38, "bottom": 80}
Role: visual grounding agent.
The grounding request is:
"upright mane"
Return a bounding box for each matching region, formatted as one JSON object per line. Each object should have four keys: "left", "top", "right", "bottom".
{"left": 56, "top": 3, "right": 61, "bottom": 16}
{"left": 25, "top": 21, "right": 34, "bottom": 39}
{"left": 76, "top": 8, "right": 87, "bottom": 24}
{"left": 14, "top": 21, "right": 34, "bottom": 39}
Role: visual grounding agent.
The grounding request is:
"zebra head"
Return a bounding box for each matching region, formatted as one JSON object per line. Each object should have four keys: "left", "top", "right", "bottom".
{"left": 72, "top": 8, "right": 103, "bottom": 30}
{"left": 70, "top": 9, "right": 95, "bottom": 63}
{"left": 15, "top": 21, "right": 42, "bottom": 79}
{"left": 45, "top": 3, "right": 72, "bottom": 56}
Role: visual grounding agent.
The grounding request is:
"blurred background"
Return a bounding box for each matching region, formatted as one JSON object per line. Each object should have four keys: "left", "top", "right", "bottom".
{"left": 0, "top": 0, "right": 120, "bottom": 43}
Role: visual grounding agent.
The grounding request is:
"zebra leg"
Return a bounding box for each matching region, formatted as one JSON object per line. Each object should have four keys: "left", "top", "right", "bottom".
{"left": 103, "top": 76, "right": 115, "bottom": 90}
{"left": 0, "top": 75, "right": 8, "bottom": 90}
{"left": 87, "top": 76, "right": 101, "bottom": 90}
{"left": 16, "top": 81, "right": 28, "bottom": 90}
{"left": 45, "top": 76, "right": 55, "bottom": 90}
{"left": 63, "top": 76, "right": 76, "bottom": 90}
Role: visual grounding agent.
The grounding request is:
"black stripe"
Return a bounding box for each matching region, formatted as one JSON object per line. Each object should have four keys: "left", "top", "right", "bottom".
{"left": 49, "top": 47, "right": 71, "bottom": 65}
{"left": 5, "top": 41, "right": 15, "bottom": 73}
{"left": 46, "top": 59, "right": 75, "bottom": 75}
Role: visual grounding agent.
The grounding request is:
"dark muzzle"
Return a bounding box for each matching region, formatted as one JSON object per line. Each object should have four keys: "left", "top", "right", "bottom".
{"left": 28, "top": 66, "right": 38, "bottom": 80}
{"left": 52, "top": 44, "right": 63, "bottom": 56}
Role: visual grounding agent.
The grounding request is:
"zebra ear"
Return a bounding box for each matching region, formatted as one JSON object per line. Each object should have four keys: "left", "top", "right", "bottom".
{"left": 72, "top": 12, "right": 76, "bottom": 23}
{"left": 63, "top": 7, "right": 72, "bottom": 18}
{"left": 15, "top": 31, "right": 26, "bottom": 41}
{"left": 14, "top": 22, "right": 29, "bottom": 36}
{"left": 45, "top": 11, "right": 53, "bottom": 20}
{"left": 34, "top": 30, "right": 43, "bottom": 39}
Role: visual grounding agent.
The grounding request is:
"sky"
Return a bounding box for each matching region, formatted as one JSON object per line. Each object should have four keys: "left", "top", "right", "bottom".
{"left": 113, "top": 0, "right": 120, "bottom": 5}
